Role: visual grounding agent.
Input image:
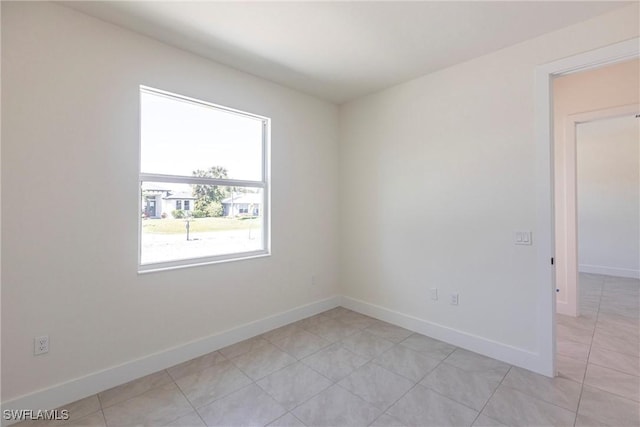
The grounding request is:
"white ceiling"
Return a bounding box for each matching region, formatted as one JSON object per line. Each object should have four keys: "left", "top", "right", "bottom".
{"left": 62, "top": 1, "right": 630, "bottom": 104}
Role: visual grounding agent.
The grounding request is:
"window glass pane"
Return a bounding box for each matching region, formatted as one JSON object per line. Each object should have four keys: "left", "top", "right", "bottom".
{"left": 140, "top": 90, "right": 263, "bottom": 181}
{"left": 141, "top": 182, "right": 264, "bottom": 265}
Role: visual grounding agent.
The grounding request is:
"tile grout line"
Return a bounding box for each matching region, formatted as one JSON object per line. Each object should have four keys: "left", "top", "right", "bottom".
{"left": 587, "top": 356, "right": 640, "bottom": 378}
{"left": 425, "top": 347, "right": 521, "bottom": 417}
{"left": 368, "top": 382, "right": 421, "bottom": 426}
{"left": 168, "top": 368, "right": 209, "bottom": 427}
{"left": 254, "top": 360, "right": 334, "bottom": 421}
{"left": 257, "top": 319, "right": 367, "bottom": 383}
{"left": 368, "top": 342, "right": 436, "bottom": 384}
{"left": 366, "top": 344, "right": 458, "bottom": 425}
{"left": 495, "top": 373, "right": 584, "bottom": 414}
{"left": 96, "top": 393, "right": 104, "bottom": 412}
{"left": 170, "top": 353, "right": 259, "bottom": 420}
{"left": 299, "top": 343, "right": 365, "bottom": 383}
{"left": 580, "top": 383, "right": 640, "bottom": 404}
{"left": 469, "top": 365, "right": 513, "bottom": 426}
{"left": 573, "top": 276, "right": 604, "bottom": 427}
{"left": 289, "top": 328, "right": 452, "bottom": 426}
{"left": 246, "top": 314, "right": 379, "bottom": 424}
{"left": 419, "top": 383, "right": 487, "bottom": 415}
{"left": 266, "top": 314, "right": 387, "bottom": 425}
{"left": 98, "top": 409, "right": 107, "bottom": 427}
{"left": 96, "top": 369, "right": 177, "bottom": 424}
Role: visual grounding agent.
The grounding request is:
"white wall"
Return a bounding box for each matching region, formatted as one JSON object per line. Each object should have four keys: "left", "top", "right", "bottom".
{"left": 339, "top": 4, "right": 638, "bottom": 370}
{"left": 577, "top": 116, "right": 640, "bottom": 277}
{"left": 1, "top": 2, "right": 339, "bottom": 403}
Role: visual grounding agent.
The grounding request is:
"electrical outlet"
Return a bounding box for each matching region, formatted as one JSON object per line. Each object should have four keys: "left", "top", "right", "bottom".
{"left": 310, "top": 274, "right": 317, "bottom": 286}
{"left": 450, "top": 293, "right": 459, "bottom": 305}
{"left": 34, "top": 335, "right": 49, "bottom": 355}
{"left": 430, "top": 288, "right": 438, "bottom": 301}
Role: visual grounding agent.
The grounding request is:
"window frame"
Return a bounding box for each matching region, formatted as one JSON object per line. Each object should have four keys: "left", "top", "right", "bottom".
{"left": 138, "top": 86, "right": 271, "bottom": 273}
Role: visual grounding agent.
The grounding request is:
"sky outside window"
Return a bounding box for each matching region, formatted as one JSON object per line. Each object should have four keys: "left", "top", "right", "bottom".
{"left": 140, "top": 91, "right": 263, "bottom": 180}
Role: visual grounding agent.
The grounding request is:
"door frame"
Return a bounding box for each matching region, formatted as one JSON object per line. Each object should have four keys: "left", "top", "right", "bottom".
{"left": 534, "top": 37, "right": 639, "bottom": 376}
{"left": 559, "top": 104, "right": 640, "bottom": 317}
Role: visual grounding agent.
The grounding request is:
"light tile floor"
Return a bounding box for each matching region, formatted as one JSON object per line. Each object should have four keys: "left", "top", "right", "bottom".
{"left": 16, "top": 273, "right": 639, "bottom": 426}
{"left": 556, "top": 273, "right": 640, "bottom": 427}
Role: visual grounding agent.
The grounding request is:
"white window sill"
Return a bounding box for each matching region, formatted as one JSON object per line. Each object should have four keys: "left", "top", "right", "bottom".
{"left": 138, "top": 250, "right": 271, "bottom": 274}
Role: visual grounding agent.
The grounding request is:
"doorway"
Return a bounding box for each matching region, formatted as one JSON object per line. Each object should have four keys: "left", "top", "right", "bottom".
{"left": 575, "top": 115, "right": 639, "bottom": 282}
{"left": 555, "top": 110, "right": 639, "bottom": 382}
{"left": 533, "top": 37, "right": 639, "bottom": 377}
{"left": 553, "top": 61, "right": 639, "bottom": 318}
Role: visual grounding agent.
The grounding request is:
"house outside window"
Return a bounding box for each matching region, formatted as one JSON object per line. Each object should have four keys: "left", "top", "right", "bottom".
{"left": 139, "top": 86, "right": 270, "bottom": 272}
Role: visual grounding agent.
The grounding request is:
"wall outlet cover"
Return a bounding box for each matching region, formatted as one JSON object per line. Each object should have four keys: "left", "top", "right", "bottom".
{"left": 34, "top": 336, "right": 49, "bottom": 355}
{"left": 450, "top": 293, "right": 459, "bottom": 305}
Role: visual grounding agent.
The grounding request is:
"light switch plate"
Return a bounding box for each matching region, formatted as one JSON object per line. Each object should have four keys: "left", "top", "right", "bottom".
{"left": 514, "top": 231, "right": 532, "bottom": 245}
{"left": 450, "top": 293, "right": 459, "bottom": 305}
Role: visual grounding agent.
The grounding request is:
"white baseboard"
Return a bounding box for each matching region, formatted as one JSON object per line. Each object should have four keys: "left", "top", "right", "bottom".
{"left": 340, "top": 296, "right": 549, "bottom": 376}
{"left": 556, "top": 300, "right": 577, "bottom": 317}
{"left": 0, "top": 296, "right": 340, "bottom": 426}
{"left": 579, "top": 264, "right": 640, "bottom": 279}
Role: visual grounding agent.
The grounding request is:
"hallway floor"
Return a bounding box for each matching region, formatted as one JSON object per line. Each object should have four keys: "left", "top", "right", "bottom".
{"left": 556, "top": 273, "right": 639, "bottom": 426}
{"left": 16, "top": 273, "right": 639, "bottom": 426}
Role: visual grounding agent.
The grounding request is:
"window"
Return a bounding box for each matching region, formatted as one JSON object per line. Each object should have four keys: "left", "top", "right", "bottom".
{"left": 139, "top": 86, "right": 270, "bottom": 272}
